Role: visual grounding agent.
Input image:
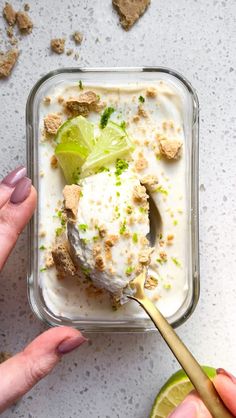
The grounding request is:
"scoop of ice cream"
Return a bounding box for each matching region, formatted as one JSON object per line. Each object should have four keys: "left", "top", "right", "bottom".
{"left": 67, "top": 169, "right": 152, "bottom": 300}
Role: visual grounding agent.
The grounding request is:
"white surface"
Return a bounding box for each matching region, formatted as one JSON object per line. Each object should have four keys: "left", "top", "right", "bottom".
{"left": 0, "top": 0, "right": 235, "bottom": 417}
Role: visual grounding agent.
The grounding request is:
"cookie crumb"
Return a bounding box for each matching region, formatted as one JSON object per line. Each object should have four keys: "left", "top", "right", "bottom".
{"left": 50, "top": 155, "right": 58, "bottom": 169}
{"left": 159, "top": 139, "right": 182, "bottom": 160}
{"left": 73, "top": 31, "right": 83, "bottom": 45}
{"left": 112, "top": 0, "right": 150, "bottom": 30}
{"left": 66, "top": 48, "right": 74, "bottom": 56}
{"left": 44, "top": 113, "right": 62, "bottom": 135}
{"left": 0, "top": 48, "right": 19, "bottom": 78}
{"left": 24, "top": 3, "right": 30, "bottom": 12}
{"left": 51, "top": 38, "right": 65, "bottom": 54}
{"left": 3, "top": 2, "right": 16, "bottom": 26}
{"left": 16, "top": 11, "right": 33, "bottom": 34}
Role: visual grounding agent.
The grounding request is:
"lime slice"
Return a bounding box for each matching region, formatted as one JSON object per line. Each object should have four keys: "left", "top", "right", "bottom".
{"left": 55, "top": 143, "right": 87, "bottom": 184}
{"left": 56, "top": 115, "right": 94, "bottom": 151}
{"left": 55, "top": 116, "right": 94, "bottom": 183}
{"left": 81, "top": 121, "right": 133, "bottom": 176}
{"left": 150, "top": 366, "right": 216, "bottom": 418}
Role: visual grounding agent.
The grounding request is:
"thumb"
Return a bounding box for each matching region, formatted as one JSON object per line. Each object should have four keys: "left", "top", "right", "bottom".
{"left": 0, "top": 327, "right": 87, "bottom": 413}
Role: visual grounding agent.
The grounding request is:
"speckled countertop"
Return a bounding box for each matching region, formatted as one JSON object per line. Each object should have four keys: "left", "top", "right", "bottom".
{"left": 0, "top": 1, "right": 236, "bottom": 417}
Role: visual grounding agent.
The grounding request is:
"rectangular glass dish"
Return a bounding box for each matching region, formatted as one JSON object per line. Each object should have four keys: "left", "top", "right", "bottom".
{"left": 26, "top": 67, "right": 199, "bottom": 332}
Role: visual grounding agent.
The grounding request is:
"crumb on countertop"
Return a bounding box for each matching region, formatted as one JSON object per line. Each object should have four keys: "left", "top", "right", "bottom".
{"left": 0, "top": 48, "right": 19, "bottom": 78}
{"left": 16, "top": 11, "right": 33, "bottom": 34}
{"left": 3, "top": 2, "right": 16, "bottom": 25}
{"left": 112, "top": 0, "right": 150, "bottom": 30}
{"left": 44, "top": 113, "right": 62, "bottom": 135}
{"left": 73, "top": 31, "right": 83, "bottom": 45}
{"left": 51, "top": 38, "right": 65, "bottom": 54}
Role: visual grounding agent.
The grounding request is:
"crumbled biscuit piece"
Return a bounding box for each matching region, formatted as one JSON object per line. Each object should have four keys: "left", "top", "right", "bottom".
{"left": 133, "top": 184, "right": 148, "bottom": 204}
{"left": 52, "top": 241, "right": 77, "bottom": 278}
{"left": 45, "top": 251, "right": 54, "bottom": 268}
{"left": 73, "top": 31, "right": 83, "bottom": 45}
{"left": 51, "top": 38, "right": 65, "bottom": 54}
{"left": 24, "top": 3, "right": 30, "bottom": 12}
{"left": 65, "top": 90, "right": 100, "bottom": 117}
{"left": 95, "top": 255, "right": 105, "bottom": 271}
{"left": 105, "top": 235, "right": 118, "bottom": 247}
{"left": 44, "top": 113, "right": 62, "bottom": 135}
{"left": 140, "top": 236, "right": 149, "bottom": 246}
{"left": 167, "top": 234, "right": 174, "bottom": 242}
{"left": 160, "top": 251, "right": 167, "bottom": 262}
{"left": 0, "top": 351, "right": 12, "bottom": 364}
{"left": 112, "top": 0, "right": 150, "bottom": 30}
{"left": 144, "top": 275, "right": 158, "bottom": 290}
{"left": 134, "top": 153, "right": 148, "bottom": 172}
{"left": 104, "top": 236, "right": 118, "bottom": 261}
{"left": 159, "top": 139, "right": 182, "bottom": 160}
{"left": 93, "top": 244, "right": 102, "bottom": 258}
{"left": 0, "top": 48, "right": 19, "bottom": 78}
{"left": 133, "top": 115, "right": 140, "bottom": 123}
{"left": 43, "top": 96, "right": 51, "bottom": 105}
{"left": 137, "top": 105, "right": 148, "bottom": 118}
{"left": 98, "top": 225, "right": 107, "bottom": 238}
{"left": 63, "top": 184, "right": 81, "bottom": 221}
{"left": 3, "top": 3, "right": 16, "bottom": 25}
{"left": 139, "top": 247, "right": 153, "bottom": 265}
{"left": 141, "top": 174, "right": 158, "bottom": 192}
{"left": 66, "top": 48, "right": 74, "bottom": 56}
{"left": 16, "top": 11, "right": 33, "bottom": 34}
{"left": 50, "top": 155, "right": 58, "bottom": 169}
{"left": 146, "top": 87, "right": 157, "bottom": 98}
{"left": 57, "top": 96, "right": 64, "bottom": 105}
{"left": 6, "top": 26, "right": 13, "bottom": 38}
{"left": 39, "top": 230, "right": 46, "bottom": 237}
{"left": 9, "top": 36, "right": 18, "bottom": 46}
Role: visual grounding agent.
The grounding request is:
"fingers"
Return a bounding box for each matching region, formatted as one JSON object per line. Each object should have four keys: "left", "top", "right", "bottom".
{"left": 213, "top": 369, "right": 236, "bottom": 415}
{"left": 0, "top": 183, "right": 37, "bottom": 271}
{"left": 168, "top": 392, "right": 212, "bottom": 417}
{"left": 0, "top": 327, "right": 88, "bottom": 413}
{"left": 0, "top": 166, "right": 26, "bottom": 208}
{"left": 168, "top": 369, "right": 236, "bottom": 417}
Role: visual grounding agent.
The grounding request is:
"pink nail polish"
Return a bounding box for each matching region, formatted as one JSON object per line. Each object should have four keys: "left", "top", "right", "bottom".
{"left": 168, "top": 401, "right": 197, "bottom": 418}
{"left": 57, "top": 335, "right": 88, "bottom": 354}
{"left": 10, "top": 177, "right": 31, "bottom": 204}
{"left": 2, "top": 166, "right": 27, "bottom": 187}
{"left": 216, "top": 368, "right": 236, "bottom": 384}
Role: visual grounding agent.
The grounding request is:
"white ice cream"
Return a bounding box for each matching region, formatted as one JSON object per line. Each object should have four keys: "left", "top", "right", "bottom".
{"left": 67, "top": 168, "right": 150, "bottom": 297}
{"left": 38, "top": 78, "right": 191, "bottom": 321}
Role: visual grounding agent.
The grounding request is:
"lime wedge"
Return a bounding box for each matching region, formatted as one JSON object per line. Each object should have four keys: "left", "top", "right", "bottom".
{"left": 55, "top": 116, "right": 94, "bottom": 183}
{"left": 55, "top": 143, "right": 87, "bottom": 184}
{"left": 150, "top": 366, "right": 216, "bottom": 418}
{"left": 81, "top": 121, "right": 133, "bottom": 176}
{"left": 56, "top": 115, "right": 94, "bottom": 151}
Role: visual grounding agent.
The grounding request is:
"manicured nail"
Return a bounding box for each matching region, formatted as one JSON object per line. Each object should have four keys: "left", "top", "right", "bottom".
{"left": 10, "top": 177, "right": 31, "bottom": 204}
{"left": 57, "top": 335, "right": 88, "bottom": 354}
{"left": 168, "top": 401, "right": 197, "bottom": 418}
{"left": 2, "top": 166, "right": 27, "bottom": 187}
{"left": 217, "top": 368, "right": 236, "bottom": 384}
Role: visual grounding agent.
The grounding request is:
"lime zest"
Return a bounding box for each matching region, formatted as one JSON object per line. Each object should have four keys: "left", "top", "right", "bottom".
{"left": 100, "top": 107, "right": 115, "bottom": 129}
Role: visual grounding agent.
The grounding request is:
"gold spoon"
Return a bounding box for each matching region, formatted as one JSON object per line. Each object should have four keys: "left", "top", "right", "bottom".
{"left": 127, "top": 196, "right": 233, "bottom": 418}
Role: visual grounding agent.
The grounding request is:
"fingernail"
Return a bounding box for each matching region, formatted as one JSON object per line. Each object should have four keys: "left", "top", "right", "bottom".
{"left": 168, "top": 401, "right": 197, "bottom": 418}
{"left": 10, "top": 177, "right": 32, "bottom": 204}
{"left": 217, "top": 368, "right": 236, "bottom": 384}
{"left": 2, "top": 166, "right": 27, "bottom": 187}
{"left": 57, "top": 335, "right": 88, "bottom": 354}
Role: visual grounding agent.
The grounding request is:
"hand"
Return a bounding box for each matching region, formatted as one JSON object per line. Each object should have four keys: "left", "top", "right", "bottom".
{"left": 0, "top": 167, "right": 87, "bottom": 413}
{"left": 169, "top": 369, "right": 236, "bottom": 417}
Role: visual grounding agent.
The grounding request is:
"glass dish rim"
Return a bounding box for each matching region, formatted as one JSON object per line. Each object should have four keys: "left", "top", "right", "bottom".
{"left": 26, "top": 66, "right": 200, "bottom": 332}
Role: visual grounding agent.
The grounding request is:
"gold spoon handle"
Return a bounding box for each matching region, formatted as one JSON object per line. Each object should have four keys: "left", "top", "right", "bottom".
{"left": 130, "top": 294, "right": 233, "bottom": 418}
